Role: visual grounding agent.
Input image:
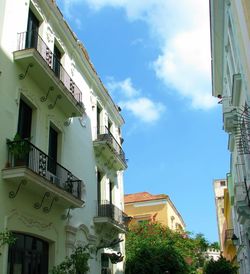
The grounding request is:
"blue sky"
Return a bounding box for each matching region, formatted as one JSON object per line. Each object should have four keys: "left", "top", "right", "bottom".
{"left": 57, "top": 0, "right": 229, "bottom": 242}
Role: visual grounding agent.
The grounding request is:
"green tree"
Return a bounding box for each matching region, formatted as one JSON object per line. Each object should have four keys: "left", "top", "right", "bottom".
{"left": 125, "top": 222, "right": 209, "bottom": 274}
{"left": 203, "top": 256, "right": 238, "bottom": 274}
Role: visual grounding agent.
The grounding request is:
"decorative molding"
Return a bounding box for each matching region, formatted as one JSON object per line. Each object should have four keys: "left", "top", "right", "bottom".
{"left": 19, "top": 87, "right": 39, "bottom": 109}
{"left": 79, "top": 115, "right": 87, "bottom": 128}
{"left": 7, "top": 209, "right": 54, "bottom": 232}
{"left": 71, "top": 61, "right": 76, "bottom": 77}
{"left": 65, "top": 225, "right": 77, "bottom": 255}
{"left": 46, "top": 26, "right": 54, "bottom": 44}
{"left": 55, "top": 36, "right": 65, "bottom": 52}
{"left": 47, "top": 114, "right": 65, "bottom": 134}
{"left": 78, "top": 224, "right": 97, "bottom": 244}
{"left": 31, "top": 0, "right": 45, "bottom": 20}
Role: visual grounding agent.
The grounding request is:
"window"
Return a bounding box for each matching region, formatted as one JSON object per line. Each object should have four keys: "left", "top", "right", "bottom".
{"left": 101, "top": 253, "right": 111, "bottom": 274}
{"left": 97, "top": 170, "right": 104, "bottom": 202}
{"left": 26, "top": 9, "right": 39, "bottom": 49}
{"left": 109, "top": 181, "right": 114, "bottom": 205}
{"left": 53, "top": 44, "right": 61, "bottom": 78}
{"left": 97, "top": 105, "right": 102, "bottom": 135}
{"left": 7, "top": 233, "right": 49, "bottom": 274}
{"left": 108, "top": 119, "right": 112, "bottom": 133}
{"left": 220, "top": 181, "right": 226, "bottom": 186}
{"left": 18, "top": 99, "right": 32, "bottom": 139}
{"left": 48, "top": 126, "right": 58, "bottom": 174}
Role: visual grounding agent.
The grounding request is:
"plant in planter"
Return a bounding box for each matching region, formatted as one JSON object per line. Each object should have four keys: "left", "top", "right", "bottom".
{"left": 7, "top": 133, "right": 31, "bottom": 166}
{"left": 0, "top": 230, "right": 16, "bottom": 256}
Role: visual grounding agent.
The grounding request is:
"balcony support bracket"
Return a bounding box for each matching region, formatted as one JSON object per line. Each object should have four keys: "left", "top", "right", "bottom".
{"left": 48, "top": 94, "right": 62, "bottom": 109}
{"left": 43, "top": 196, "right": 58, "bottom": 213}
{"left": 19, "top": 63, "right": 33, "bottom": 80}
{"left": 9, "top": 179, "right": 27, "bottom": 199}
{"left": 34, "top": 192, "right": 50, "bottom": 209}
{"left": 40, "top": 86, "right": 54, "bottom": 102}
{"left": 61, "top": 206, "right": 73, "bottom": 220}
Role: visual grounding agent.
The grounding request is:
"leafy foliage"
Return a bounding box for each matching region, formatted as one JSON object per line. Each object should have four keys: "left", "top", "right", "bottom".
{"left": 125, "top": 222, "right": 211, "bottom": 274}
{"left": 203, "top": 256, "right": 238, "bottom": 274}
{"left": 0, "top": 230, "right": 16, "bottom": 256}
{"left": 51, "top": 246, "right": 91, "bottom": 274}
{"left": 7, "top": 133, "right": 31, "bottom": 160}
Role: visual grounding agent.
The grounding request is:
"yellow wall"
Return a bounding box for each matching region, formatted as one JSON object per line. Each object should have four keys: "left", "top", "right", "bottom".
{"left": 125, "top": 199, "right": 185, "bottom": 231}
{"left": 223, "top": 189, "right": 236, "bottom": 262}
{"left": 125, "top": 201, "right": 168, "bottom": 226}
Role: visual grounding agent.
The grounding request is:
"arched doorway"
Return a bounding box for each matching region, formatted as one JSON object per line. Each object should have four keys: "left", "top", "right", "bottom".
{"left": 7, "top": 232, "right": 49, "bottom": 274}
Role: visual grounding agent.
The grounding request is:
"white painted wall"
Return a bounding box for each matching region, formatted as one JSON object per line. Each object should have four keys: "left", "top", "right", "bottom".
{"left": 0, "top": 0, "right": 126, "bottom": 273}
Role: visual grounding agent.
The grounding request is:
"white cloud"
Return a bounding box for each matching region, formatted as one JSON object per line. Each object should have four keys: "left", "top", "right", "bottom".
{"left": 59, "top": 0, "right": 216, "bottom": 110}
{"left": 120, "top": 97, "right": 165, "bottom": 123}
{"left": 153, "top": 29, "right": 217, "bottom": 110}
{"left": 106, "top": 77, "right": 139, "bottom": 98}
{"left": 106, "top": 77, "right": 165, "bottom": 123}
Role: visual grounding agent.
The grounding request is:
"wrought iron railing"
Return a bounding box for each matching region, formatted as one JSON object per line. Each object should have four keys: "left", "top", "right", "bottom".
{"left": 97, "top": 200, "right": 128, "bottom": 229}
{"left": 96, "top": 126, "right": 126, "bottom": 164}
{"left": 232, "top": 105, "right": 250, "bottom": 155}
{"left": 16, "top": 31, "right": 82, "bottom": 104}
{"left": 6, "top": 139, "right": 82, "bottom": 200}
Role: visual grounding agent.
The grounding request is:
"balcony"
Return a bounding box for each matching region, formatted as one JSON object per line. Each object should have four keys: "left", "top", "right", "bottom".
{"left": 93, "top": 200, "right": 128, "bottom": 234}
{"left": 93, "top": 127, "right": 127, "bottom": 171}
{"left": 235, "top": 181, "right": 250, "bottom": 224}
{"left": 2, "top": 139, "right": 84, "bottom": 209}
{"left": 222, "top": 103, "right": 238, "bottom": 134}
{"left": 13, "top": 31, "right": 84, "bottom": 118}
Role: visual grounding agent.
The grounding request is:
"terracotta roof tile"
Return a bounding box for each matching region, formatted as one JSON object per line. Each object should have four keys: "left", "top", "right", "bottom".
{"left": 124, "top": 192, "right": 168, "bottom": 204}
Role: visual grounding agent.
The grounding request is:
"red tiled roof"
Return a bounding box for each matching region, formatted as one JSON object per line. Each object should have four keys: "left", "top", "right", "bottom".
{"left": 124, "top": 192, "right": 168, "bottom": 204}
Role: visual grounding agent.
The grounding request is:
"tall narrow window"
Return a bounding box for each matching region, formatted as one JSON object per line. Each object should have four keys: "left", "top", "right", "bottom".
{"left": 8, "top": 233, "right": 49, "bottom": 274}
{"left": 109, "top": 181, "right": 114, "bottom": 205}
{"left": 101, "top": 253, "right": 110, "bottom": 274}
{"left": 48, "top": 126, "right": 58, "bottom": 174}
{"left": 53, "top": 44, "right": 61, "bottom": 78}
{"left": 108, "top": 119, "right": 112, "bottom": 133}
{"left": 97, "top": 170, "right": 103, "bottom": 202}
{"left": 26, "top": 9, "right": 39, "bottom": 49}
{"left": 97, "top": 105, "right": 101, "bottom": 135}
{"left": 17, "top": 99, "right": 32, "bottom": 139}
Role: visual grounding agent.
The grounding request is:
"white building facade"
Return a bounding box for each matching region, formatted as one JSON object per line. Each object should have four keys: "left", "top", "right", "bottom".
{"left": 0, "top": 0, "right": 127, "bottom": 273}
{"left": 210, "top": 0, "right": 250, "bottom": 273}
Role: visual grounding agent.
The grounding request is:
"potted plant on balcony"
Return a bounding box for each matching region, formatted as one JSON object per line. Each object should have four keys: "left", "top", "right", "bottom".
{"left": 7, "top": 133, "right": 31, "bottom": 166}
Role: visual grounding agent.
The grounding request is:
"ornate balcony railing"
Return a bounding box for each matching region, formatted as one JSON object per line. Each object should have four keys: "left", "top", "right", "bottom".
{"left": 6, "top": 139, "right": 82, "bottom": 200}
{"left": 17, "top": 31, "right": 82, "bottom": 104}
{"left": 233, "top": 105, "right": 250, "bottom": 155}
{"left": 97, "top": 200, "right": 128, "bottom": 229}
{"left": 97, "top": 126, "right": 126, "bottom": 164}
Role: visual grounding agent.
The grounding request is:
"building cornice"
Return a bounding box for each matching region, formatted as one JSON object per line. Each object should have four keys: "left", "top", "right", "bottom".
{"left": 36, "top": 0, "right": 124, "bottom": 126}
{"left": 210, "top": 0, "right": 225, "bottom": 97}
